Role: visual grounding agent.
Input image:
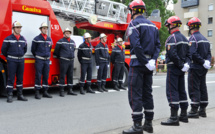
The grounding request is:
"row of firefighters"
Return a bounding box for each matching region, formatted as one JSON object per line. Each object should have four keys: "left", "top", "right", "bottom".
{"left": 1, "top": 0, "right": 212, "bottom": 133}
{"left": 1, "top": 21, "right": 127, "bottom": 102}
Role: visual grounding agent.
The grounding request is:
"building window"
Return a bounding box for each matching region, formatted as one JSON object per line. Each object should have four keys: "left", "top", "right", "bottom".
{"left": 208, "top": 30, "right": 213, "bottom": 37}
{"left": 209, "top": 4, "right": 213, "bottom": 11}
{"left": 208, "top": 17, "right": 213, "bottom": 24}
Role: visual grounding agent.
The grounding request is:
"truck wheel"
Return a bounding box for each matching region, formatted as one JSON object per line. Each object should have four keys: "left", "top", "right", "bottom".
{"left": 122, "top": 66, "right": 128, "bottom": 87}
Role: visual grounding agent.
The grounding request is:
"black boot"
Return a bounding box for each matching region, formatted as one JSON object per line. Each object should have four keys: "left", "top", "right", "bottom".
{"left": 142, "top": 119, "right": 153, "bottom": 133}
{"left": 43, "top": 90, "right": 53, "bottom": 98}
{"left": 161, "top": 108, "right": 179, "bottom": 126}
{"left": 179, "top": 109, "right": 188, "bottom": 123}
{"left": 102, "top": 85, "right": 108, "bottom": 92}
{"left": 113, "top": 84, "right": 120, "bottom": 91}
{"left": 80, "top": 87, "right": 85, "bottom": 95}
{"left": 7, "top": 91, "right": 13, "bottom": 103}
{"left": 188, "top": 107, "right": 199, "bottom": 118}
{"left": 123, "top": 122, "right": 143, "bottom": 134}
{"left": 35, "top": 90, "right": 41, "bottom": 100}
{"left": 97, "top": 86, "right": 103, "bottom": 92}
{"left": 17, "top": 90, "right": 28, "bottom": 101}
{"left": 86, "top": 86, "right": 95, "bottom": 94}
{"left": 59, "top": 87, "right": 65, "bottom": 97}
{"left": 119, "top": 84, "right": 126, "bottom": 90}
{"left": 199, "top": 108, "right": 207, "bottom": 117}
{"left": 68, "top": 87, "right": 77, "bottom": 96}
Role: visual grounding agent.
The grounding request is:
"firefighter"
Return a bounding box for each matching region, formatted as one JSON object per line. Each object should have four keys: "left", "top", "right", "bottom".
{"left": 161, "top": 16, "right": 191, "bottom": 126}
{"left": 54, "top": 28, "right": 77, "bottom": 97}
{"left": 111, "top": 37, "right": 126, "bottom": 91}
{"left": 123, "top": 0, "right": 161, "bottom": 134}
{"left": 95, "top": 33, "right": 110, "bottom": 92}
{"left": 77, "top": 33, "right": 95, "bottom": 95}
{"left": 1, "top": 21, "right": 28, "bottom": 103}
{"left": 187, "top": 17, "right": 211, "bottom": 118}
{"left": 31, "top": 22, "right": 53, "bottom": 99}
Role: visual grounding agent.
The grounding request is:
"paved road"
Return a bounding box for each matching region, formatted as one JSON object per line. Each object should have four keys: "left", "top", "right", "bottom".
{"left": 0, "top": 73, "right": 215, "bottom": 134}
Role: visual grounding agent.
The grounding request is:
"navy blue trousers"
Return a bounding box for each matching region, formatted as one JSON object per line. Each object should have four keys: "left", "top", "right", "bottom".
{"left": 34, "top": 59, "right": 50, "bottom": 90}
{"left": 188, "top": 68, "right": 208, "bottom": 108}
{"left": 128, "top": 66, "right": 154, "bottom": 122}
{"left": 6, "top": 60, "right": 24, "bottom": 92}
{"left": 59, "top": 59, "right": 74, "bottom": 88}
{"left": 113, "top": 63, "right": 124, "bottom": 85}
{"left": 166, "top": 65, "right": 188, "bottom": 110}
{"left": 80, "top": 63, "right": 92, "bottom": 87}
{"left": 97, "top": 63, "right": 108, "bottom": 86}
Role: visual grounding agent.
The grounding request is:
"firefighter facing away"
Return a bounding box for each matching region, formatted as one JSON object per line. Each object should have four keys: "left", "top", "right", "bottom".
{"left": 95, "top": 33, "right": 110, "bottom": 92}
{"left": 123, "top": 0, "right": 161, "bottom": 134}
{"left": 161, "top": 16, "right": 191, "bottom": 126}
{"left": 54, "top": 28, "right": 77, "bottom": 97}
{"left": 77, "top": 33, "right": 95, "bottom": 95}
{"left": 31, "top": 22, "right": 53, "bottom": 99}
{"left": 1, "top": 21, "right": 28, "bottom": 103}
{"left": 110, "top": 37, "right": 126, "bottom": 91}
{"left": 187, "top": 17, "right": 211, "bottom": 118}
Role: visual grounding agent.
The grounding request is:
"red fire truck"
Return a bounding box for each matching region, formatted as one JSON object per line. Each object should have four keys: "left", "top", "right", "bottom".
{"left": 0, "top": 0, "right": 161, "bottom": 95}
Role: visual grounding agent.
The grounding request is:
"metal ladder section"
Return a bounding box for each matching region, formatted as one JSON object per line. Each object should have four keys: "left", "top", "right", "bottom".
{"left": 47, "top": 0, "right": 129, "bottom": 24}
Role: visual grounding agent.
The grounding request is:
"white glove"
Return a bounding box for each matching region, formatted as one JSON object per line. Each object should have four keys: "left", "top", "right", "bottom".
{"left": 203, "top": 60, "right": 211, "bottom": 69}
{"left": 148, "top": 59, "right": 155, "bottom": 66}
{"left": 107, "top": 65, "right": 110, "bottom": 68}
{"left": 145, "top": 63, "right": 155, "bottom": 71}
{"left": 96, "top": 66, "right": 99, "bottom": 69}
{"left": 149, "top": 59, "right": 156, "bottom": 70}
{"left": 181, "top": 63, "right": 190, "bottom": 72}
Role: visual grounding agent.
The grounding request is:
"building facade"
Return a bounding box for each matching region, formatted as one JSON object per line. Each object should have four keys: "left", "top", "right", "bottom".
{"left": 174, "top": 0, "right": 215, "bottom": 57}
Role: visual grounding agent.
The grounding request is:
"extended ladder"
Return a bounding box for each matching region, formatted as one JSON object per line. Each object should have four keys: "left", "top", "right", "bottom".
{"left": 47, "top": 0, "right": 129, "bottom": 24}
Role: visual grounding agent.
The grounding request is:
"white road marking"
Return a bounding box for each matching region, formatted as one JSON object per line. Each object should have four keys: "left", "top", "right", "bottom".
{"left": 206, "top": 81, "right": 215, "bottom": 84}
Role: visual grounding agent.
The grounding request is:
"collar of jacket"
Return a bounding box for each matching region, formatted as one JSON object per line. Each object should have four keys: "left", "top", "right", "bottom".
{"left": 171, "top": 30, "right": 180, "bottom": 34}
{"left": 192, "top": 30, "right": 200, "bottom": 35}
{"left": 101, "top": 42, "right": 106, "bottom": 47}
{"left": 63, "top": 37, "right": 71, "bottom": 42}
{"left": 117, "top": 45, "right": 123, "bottom": 51}
{"left": 84, "top": 42, "right": 91, "bottom": 48}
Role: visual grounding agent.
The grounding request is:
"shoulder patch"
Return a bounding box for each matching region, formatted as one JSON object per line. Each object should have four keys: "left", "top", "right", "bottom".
{"left": 188, "top": 42, "right": 192, "bottom": 46}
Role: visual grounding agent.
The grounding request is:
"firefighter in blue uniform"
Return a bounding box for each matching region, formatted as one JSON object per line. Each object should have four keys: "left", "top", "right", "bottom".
{"left": 54, "top": 28, "right": 77, "bottom": 97}
{"left": 110, "top": 37, "right": 126, "bottom": 91}
{"left": 123, "top": 0, "right": 161, "bottom": 133}
{"left": 187, "top": 17, "right": 211, "bottom": 118}
{"left": 95, "top": 33, "right": 110, "bottom": 92}
{"left": 77, "top": 33, "right": 95, "bottom": 95}
{"left": 31, "top": 22, "right": 53, "bottom": 99}
{"left": 1, "top": 21, "right": 28, "bottom": 103}
{"left": 161, "top": 16, "right": 191, "bottom": 126}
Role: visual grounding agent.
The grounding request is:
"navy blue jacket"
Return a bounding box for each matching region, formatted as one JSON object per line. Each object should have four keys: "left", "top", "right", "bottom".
{"left": 111, "top": 45, "right": 125, "bottom": 64}
{"left": 189, "top": 31, "right": 211, "bottom": 69}
{"left": 128, "top": 15, "right": 161, "bottom": 67}
{"left": 31, "top": 34, "right": 53, "bottom": 58}
{"left": 53, "top": 37, "right": 76, "bottom": 59}
{"left": 165, "top": 31, "right": 191, "bottom": 69}
{"left": 77, "top": 42, "right": 93, "bottom": 63}
{"left": 95, "top": 42, "right": 110, "bottom": 65}
{"left": 1, "top": 34, "right": 27, "bottom": 62}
